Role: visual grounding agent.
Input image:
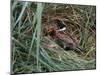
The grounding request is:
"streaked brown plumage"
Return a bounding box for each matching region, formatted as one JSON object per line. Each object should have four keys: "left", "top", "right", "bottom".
{"left": 47, "top": 21, "right": 83, "bottom": 52}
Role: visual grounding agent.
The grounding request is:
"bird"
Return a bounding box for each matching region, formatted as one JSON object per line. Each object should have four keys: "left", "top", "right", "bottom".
{"left": 47, "top": 19, "right": 83, "bottom": 53}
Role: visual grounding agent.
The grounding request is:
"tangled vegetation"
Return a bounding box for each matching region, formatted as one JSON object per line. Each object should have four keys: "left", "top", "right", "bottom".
{"left": 11, "top": 0, "right": 96, "bottom": 74}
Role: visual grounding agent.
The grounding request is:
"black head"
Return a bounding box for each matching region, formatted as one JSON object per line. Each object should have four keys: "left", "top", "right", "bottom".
{"left": 54, "top": 19, "right": 66, "bottom": 29}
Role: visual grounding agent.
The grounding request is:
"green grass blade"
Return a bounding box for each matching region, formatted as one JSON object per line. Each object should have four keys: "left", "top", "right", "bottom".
{"left": 15, "top": 2, "right": 28, "bottom": 28}
{"left": 35, "top": 3, "right": 44, "bottom": 71}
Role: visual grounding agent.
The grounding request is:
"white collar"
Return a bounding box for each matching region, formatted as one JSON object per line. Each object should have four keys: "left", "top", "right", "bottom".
{"left": 57, "top": 27, "right": 66, "bottom": 31}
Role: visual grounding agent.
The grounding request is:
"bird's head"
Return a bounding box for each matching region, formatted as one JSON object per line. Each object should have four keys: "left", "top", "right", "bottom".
{"left": 54, "top": 19, "right": 66, "bottom": 31}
